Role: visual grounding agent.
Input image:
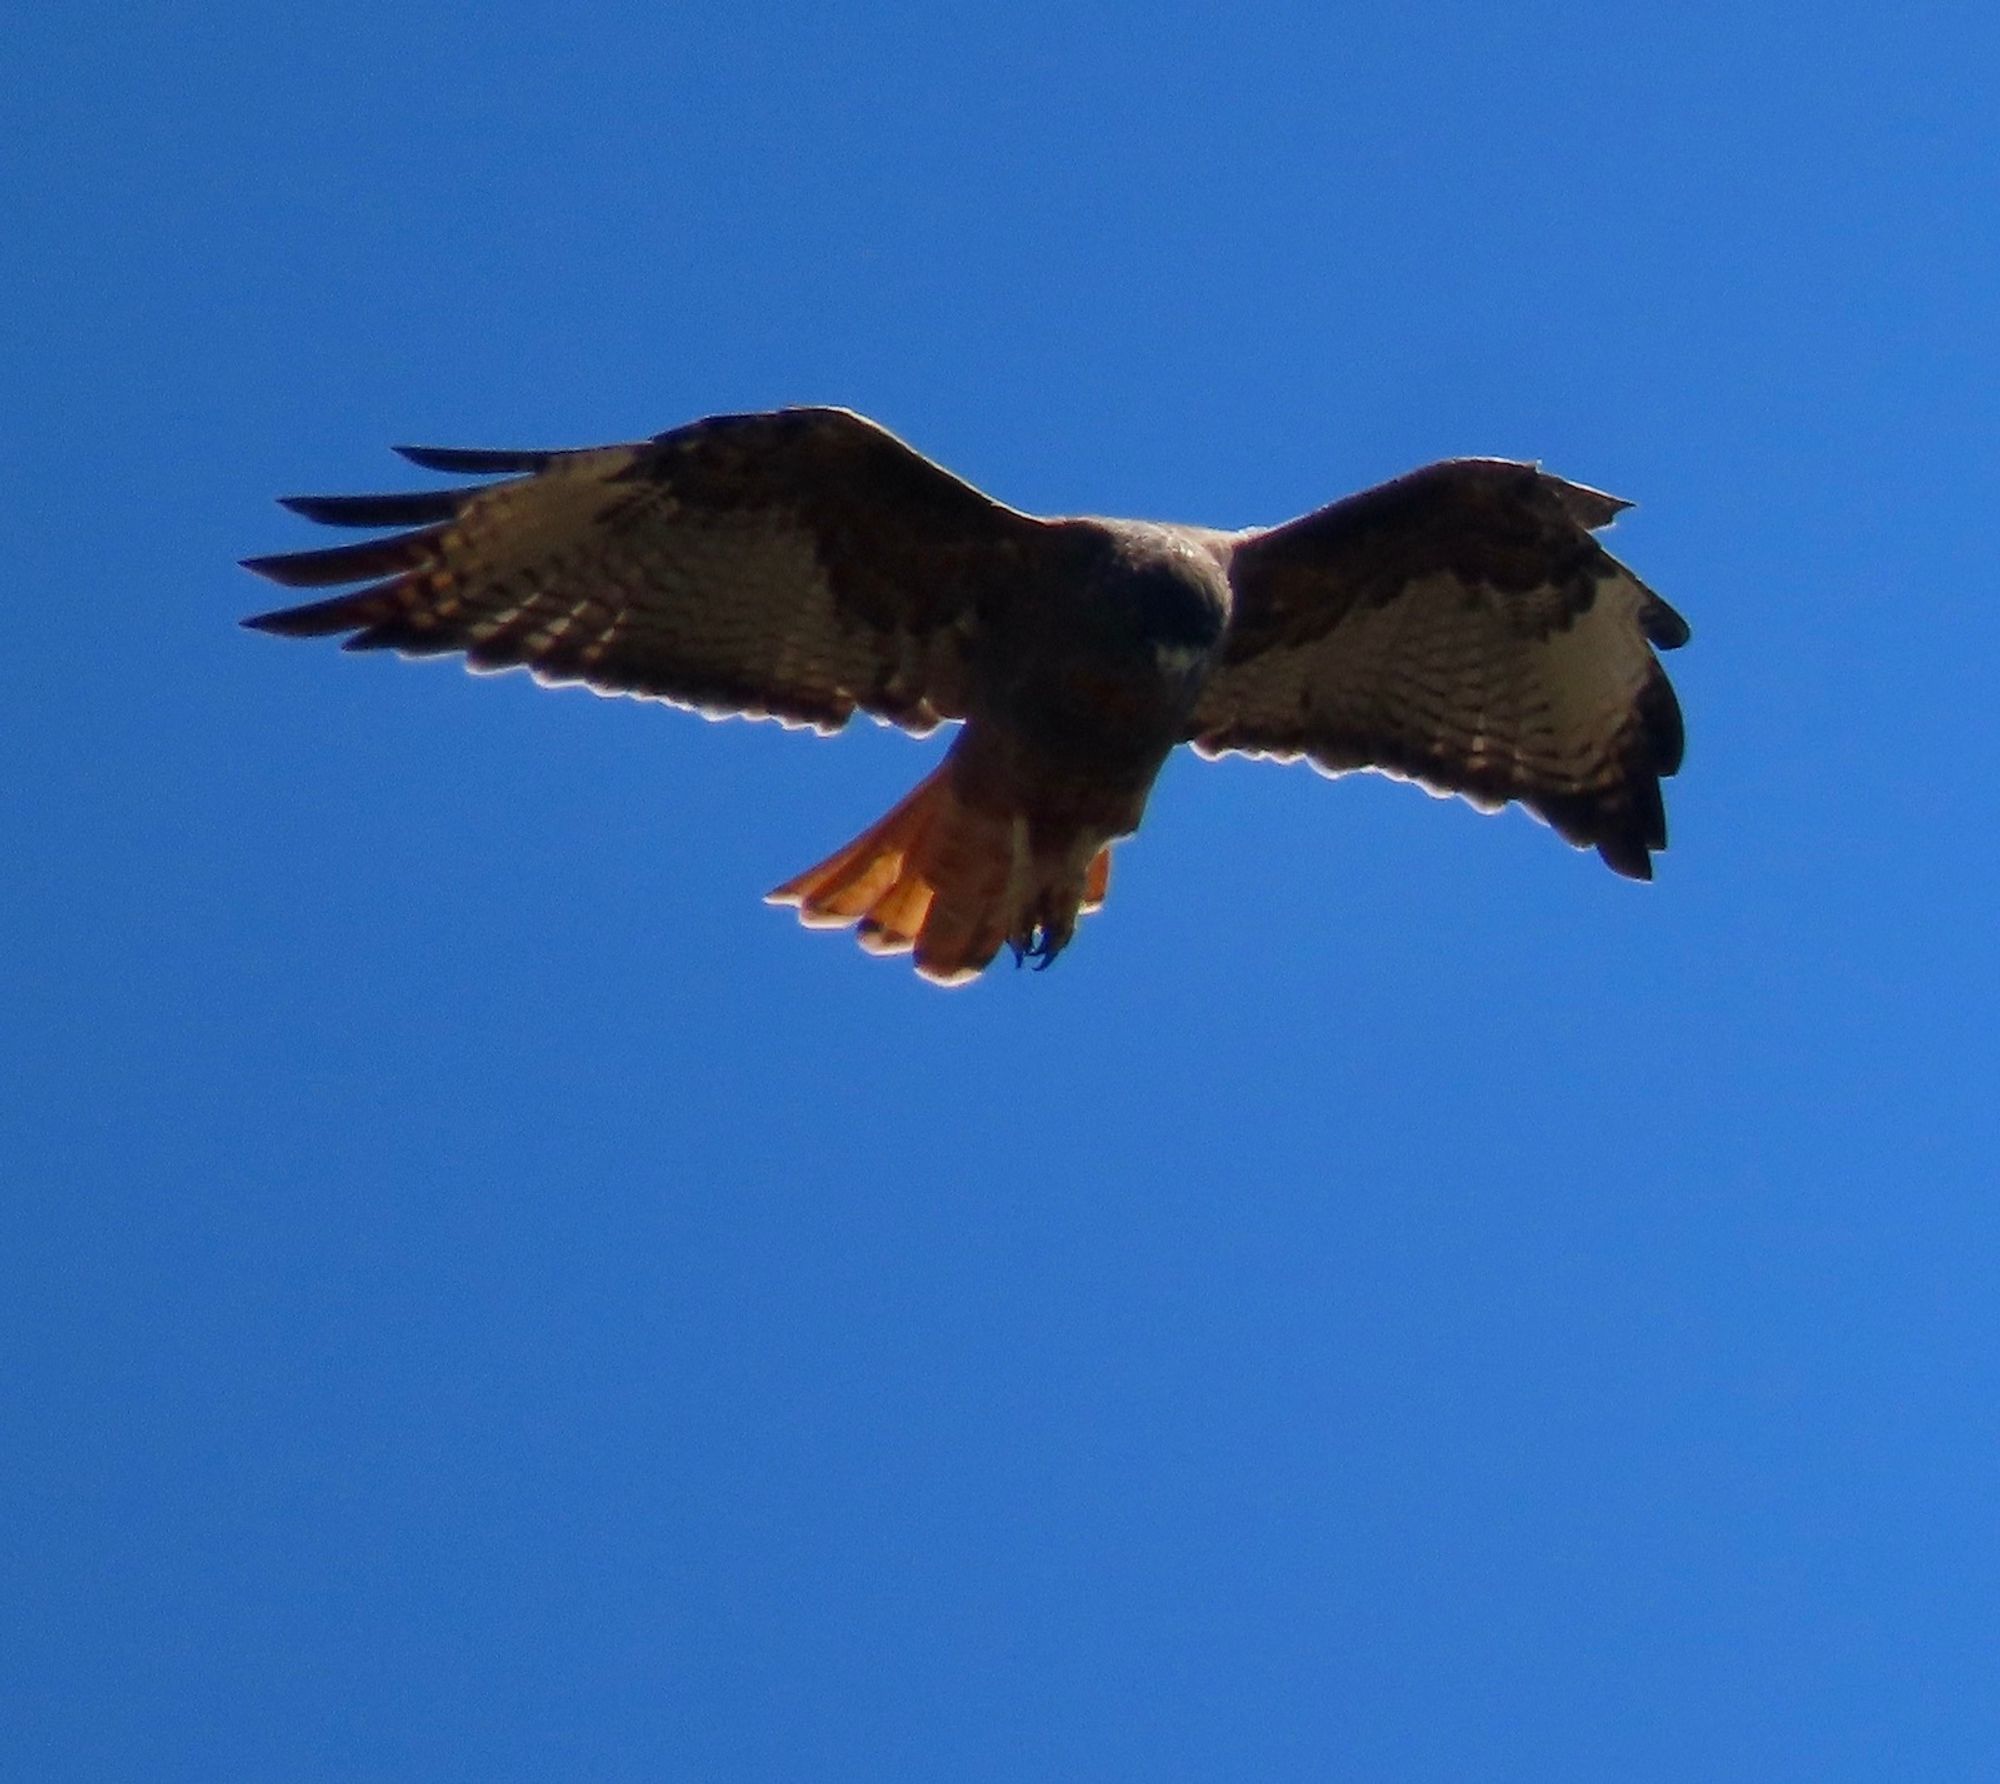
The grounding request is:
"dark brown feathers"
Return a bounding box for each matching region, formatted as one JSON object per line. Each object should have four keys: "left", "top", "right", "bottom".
{"left": 244, "top": 407, "right": 1057, "bottom": 734}
{"left": 242, "top": 525, "right": 454, "bottom": 591}
{"left": 245, "top": 410, "right": 1694, "bottom": 969}
{"left": 1193, "top": 457, "right": 1689, "bottom": 879}
{"left": 393, "top": 444, "right": 574, "bottom": 474}
{"left": 275, "top": 488, "right": 472, "bottom": 529}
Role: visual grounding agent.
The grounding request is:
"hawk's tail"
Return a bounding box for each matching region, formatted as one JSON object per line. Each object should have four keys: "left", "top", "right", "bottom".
{"left": 765, "top": 763, "right": 1112, "bottom": 986}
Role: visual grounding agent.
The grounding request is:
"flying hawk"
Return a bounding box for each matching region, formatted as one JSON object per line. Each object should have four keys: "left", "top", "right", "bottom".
{"left": 244, "top": 406, "right": 1689, "bottom": 985}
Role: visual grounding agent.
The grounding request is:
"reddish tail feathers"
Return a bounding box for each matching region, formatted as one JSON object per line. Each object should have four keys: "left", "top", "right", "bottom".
{"left": 767, "top": 764, "right": 1112, "bottom": 985}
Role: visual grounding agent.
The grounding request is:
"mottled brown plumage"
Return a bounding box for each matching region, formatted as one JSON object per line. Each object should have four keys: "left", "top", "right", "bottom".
{"left": 245, "top": 406, "right": 1689, "bottom": 982}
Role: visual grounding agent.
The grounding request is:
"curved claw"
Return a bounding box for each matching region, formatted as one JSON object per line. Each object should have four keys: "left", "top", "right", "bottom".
{"left": 1007, "top": 906, "right": 1076, "bottom": 971}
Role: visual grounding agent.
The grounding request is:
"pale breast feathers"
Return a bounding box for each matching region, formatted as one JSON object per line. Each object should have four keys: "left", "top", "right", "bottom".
{"left": 242, "top": 407, "right": 1055, "bottom": 735}
{"left": 1194, "top": 459, "right": 1690, "bottom": 877}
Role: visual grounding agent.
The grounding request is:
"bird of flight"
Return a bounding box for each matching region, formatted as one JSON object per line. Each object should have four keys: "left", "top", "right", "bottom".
{"left": 244, "top": 406, "right": 1689, "bottom": 985}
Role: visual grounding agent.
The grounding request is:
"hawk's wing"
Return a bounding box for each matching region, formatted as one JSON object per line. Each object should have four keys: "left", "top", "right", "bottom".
{"left": 1190, "top": 459, "right": 1690, "bottom": 878}
{"left": 244, "top": 406, "right": 1053, "bottom": 735}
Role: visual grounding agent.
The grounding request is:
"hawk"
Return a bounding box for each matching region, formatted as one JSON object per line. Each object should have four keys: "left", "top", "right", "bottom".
{"left": 244, "top": 406, "right": 1689, "bottom": 985}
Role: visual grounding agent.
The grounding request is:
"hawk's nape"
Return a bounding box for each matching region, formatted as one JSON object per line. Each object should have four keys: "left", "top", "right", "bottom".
{"left": 246, "top": 407, "right": 1692, "bottom": 982}
{"left": 1190, "top": 458, "right": 1689, "bottom": 880}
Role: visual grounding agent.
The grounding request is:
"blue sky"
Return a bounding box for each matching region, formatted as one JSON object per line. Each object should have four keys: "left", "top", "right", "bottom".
{"left": 5, "top": 1, "right": 1997, "bottom": 1777}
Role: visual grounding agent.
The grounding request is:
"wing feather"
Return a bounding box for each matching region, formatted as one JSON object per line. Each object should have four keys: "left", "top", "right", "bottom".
{"left": 392, "top": 444, "right": 577, "bottom": 474}
{"left": 1193, "top": 458, "right": 1689, "bottom": 878}
{"left": 275, "top": 489, "right": 472, "bottom": 529}
{"left": 244, "top": 407, "right": 1053, "bottom": 735}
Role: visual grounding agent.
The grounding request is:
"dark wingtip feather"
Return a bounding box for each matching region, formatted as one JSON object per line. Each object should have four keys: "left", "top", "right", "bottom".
{"left": 1597, "top": 837, "right": 1655, "bottom": 880}
{"left": 1638, "top": 669, "right": 1687, "bottom": 779}
{"left": 240, "top": 551, "right": 313, "bottom": 586}
{"left": 1540, "top": 473, "right": 1634, "bottom": 531}
{"left": 278, "top": 488, "right": 470, "bottom": 528}
{"left": 240, "top": 585, "right": 387, "bottom": 637}
{"left": 242, "top": 606, "right": 321, "bottom": 636}
{"left": 1642, "top": 595, "right": 1692, "bottom": 651}
{"left": 393, "top": 443, "right": 561, "bottom": 474}
{"left": 238, "top": 526, "right": 445, "bottom": 589}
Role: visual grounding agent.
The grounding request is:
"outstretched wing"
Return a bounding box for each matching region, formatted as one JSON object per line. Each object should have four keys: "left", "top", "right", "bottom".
{"left": 1191, "top": 459, "right": 1690, "bottom": 878}
{"left": 244, "top": 406, "right": 1054, "bottom": 734}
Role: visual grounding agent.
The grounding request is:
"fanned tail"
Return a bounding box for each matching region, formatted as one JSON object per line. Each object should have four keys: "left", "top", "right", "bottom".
{"left": 766, "top": 764, "right": 1113, "bottom": 986}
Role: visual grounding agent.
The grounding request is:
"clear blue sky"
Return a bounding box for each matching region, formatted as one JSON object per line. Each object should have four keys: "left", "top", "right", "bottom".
{"left": 6, "top": 2, "right": 1997, "bottom": 1777}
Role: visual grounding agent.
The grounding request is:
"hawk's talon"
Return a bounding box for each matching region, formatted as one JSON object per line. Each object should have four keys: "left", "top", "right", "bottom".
{"left": 1010, "top": 921, "right": 1066, "bottom": 969}
{"left": 1005, "top": 917, "right": 1067, "bottom": 971}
